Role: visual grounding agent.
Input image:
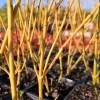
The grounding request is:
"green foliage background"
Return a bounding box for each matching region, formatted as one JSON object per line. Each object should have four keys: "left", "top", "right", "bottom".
{"left": 0, "top": 4, "right": 7, "bottom": 27}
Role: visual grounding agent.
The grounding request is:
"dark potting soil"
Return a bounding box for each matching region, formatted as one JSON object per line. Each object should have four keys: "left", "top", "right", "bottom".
{"left": 0, "top": 48, "right": 100, "bottom": 100}
{"left": 67, "top": 83, "right": 100, "bottom": 100}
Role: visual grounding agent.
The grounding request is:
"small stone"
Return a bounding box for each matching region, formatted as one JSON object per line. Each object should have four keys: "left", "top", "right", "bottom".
{"left": 45, "top": 92, "right": 49, "bottom": 97}
{"left": 52, "top": 89, "right": 59, "bottom": 98}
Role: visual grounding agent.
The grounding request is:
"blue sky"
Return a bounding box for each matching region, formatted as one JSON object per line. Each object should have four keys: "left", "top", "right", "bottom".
{"left": 0, "top": 0, "right": 16, "bottom": 7}
{"left": 0, "top": 0, "right": 99, "bottom": 10}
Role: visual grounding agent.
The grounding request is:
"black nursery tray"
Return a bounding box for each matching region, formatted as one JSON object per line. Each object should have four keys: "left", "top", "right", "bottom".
{"left": 0, "top": 49, "right": 100, "bottom": 100}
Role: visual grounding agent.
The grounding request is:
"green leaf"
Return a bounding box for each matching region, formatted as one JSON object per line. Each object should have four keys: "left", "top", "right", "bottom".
{"left": 19, "top": 90, "right": 24, "bottom": 97}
